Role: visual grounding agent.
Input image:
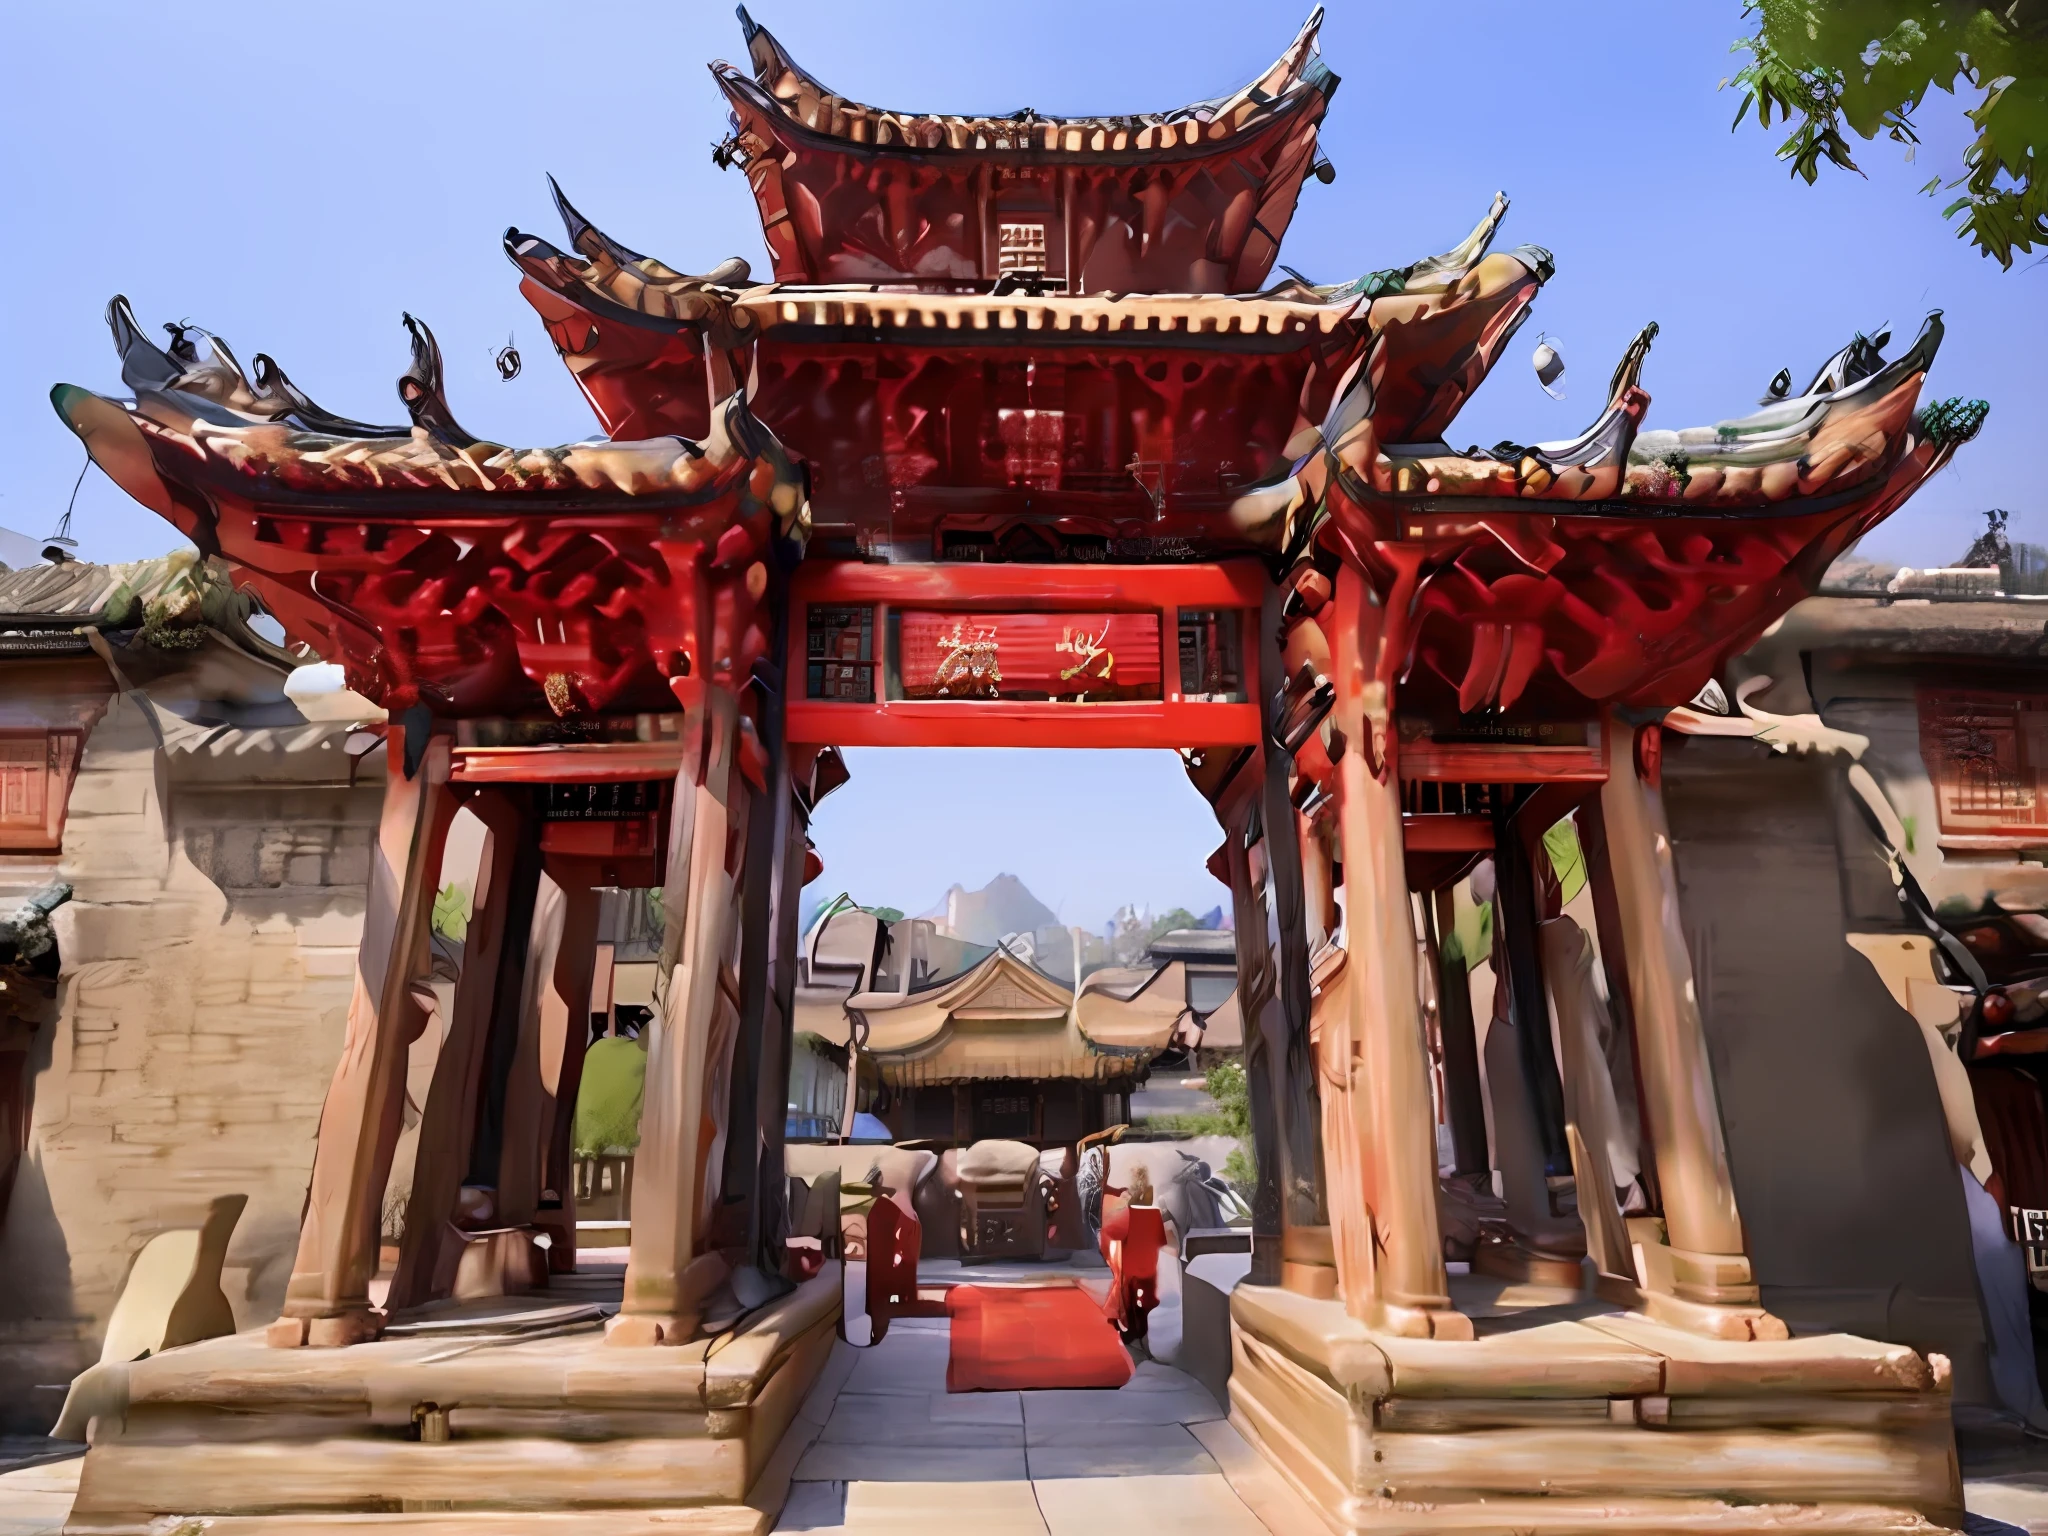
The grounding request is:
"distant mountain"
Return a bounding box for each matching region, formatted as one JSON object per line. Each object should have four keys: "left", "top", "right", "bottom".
{"left": 919, "top": 873, "right": 1059, "bottom": 947}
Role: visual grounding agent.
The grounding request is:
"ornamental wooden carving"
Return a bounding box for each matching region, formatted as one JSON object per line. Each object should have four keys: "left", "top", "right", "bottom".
{"left": 49, "top": 15, "right": 1980, "bottom": 738}
{"left": 1919, "top": 687, "right": 2048, "bottom": 850}
{"left": 53, "top": 301, "right": 807, "bottom": 718}
{"left": 712, "top": 7, "right": 1335, "bottom": 292}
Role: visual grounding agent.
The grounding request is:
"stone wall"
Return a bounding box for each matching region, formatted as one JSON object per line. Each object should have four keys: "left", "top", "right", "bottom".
{"left": 0, "top": 695, "right": 383, "bottom": 1432}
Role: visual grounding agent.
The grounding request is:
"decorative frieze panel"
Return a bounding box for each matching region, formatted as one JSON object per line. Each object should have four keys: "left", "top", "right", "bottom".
{"left": 1918, "top": 687, "right": 2048, "bottom": 850}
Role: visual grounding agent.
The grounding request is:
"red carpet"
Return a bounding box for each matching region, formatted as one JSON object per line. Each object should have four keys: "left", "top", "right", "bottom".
{"left": 945, "top": 1282, "right": 1134, "bottom": 1392}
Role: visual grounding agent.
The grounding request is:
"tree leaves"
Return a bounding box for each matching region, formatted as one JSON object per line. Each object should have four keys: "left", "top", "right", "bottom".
{"left": 431, "top": 881, "right": 470, "bottom": 943}
{"left": 1728, "top": 0, "right": 2048, "bottom": 265}
{"left": 1542, "top": 817, "right": 1589, "bottom": 909}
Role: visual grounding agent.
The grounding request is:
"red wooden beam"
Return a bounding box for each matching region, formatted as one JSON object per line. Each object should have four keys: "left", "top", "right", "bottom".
{"left": 785, "top": 698, "right": 1260, "bottom": 750}
{"left": 452, "top": 743, "right": 683, "bottom": 783}
{"left": 1400, "top": 814, "right": 1495, "bottom": 853}
{"left": 790, "top": 560, "right": 1269, "bottom": 609}
{"left": 1399, "top": 742, "right": 1607, "bottom": 785}
{"left": 786, "top": 559, "right": 1267, "bottom": 750}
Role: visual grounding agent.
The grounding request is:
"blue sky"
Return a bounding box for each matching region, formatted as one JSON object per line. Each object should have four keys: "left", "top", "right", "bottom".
{"left": 4, "top": 1, "right": 2041, "bottom": 926}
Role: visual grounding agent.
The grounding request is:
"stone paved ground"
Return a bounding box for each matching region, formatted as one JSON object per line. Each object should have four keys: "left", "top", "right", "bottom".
{"left": 1959, "top": 1418, "right": 2048, "bottom": 1534}
{"left": 0, "top": 1450, "right": 78, "bottom": 1536}
{"left": 772, "top": 1316, "right": 1312, "bottom": 1535}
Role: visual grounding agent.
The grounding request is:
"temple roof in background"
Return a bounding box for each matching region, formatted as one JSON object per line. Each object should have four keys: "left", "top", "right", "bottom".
{"left": 0, "top": 551, "right": 294, "bottom": 665}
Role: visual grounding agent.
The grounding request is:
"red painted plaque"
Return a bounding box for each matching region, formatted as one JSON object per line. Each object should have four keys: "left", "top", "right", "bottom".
{"left": 894, "top": 612, "right": 1162, "bottom": 702}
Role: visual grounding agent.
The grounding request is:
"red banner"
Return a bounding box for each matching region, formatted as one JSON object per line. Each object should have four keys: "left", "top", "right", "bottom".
{"left": 895, "top": 611, "right": 1162, "bottom": 702}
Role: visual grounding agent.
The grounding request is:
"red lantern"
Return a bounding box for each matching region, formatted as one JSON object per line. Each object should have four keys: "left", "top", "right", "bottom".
{"left": 1982, "top": 988, "right": 2016, "bottom": 1031}
{"left": 1634, "top": 723, "right": 1663, "bottom": 788}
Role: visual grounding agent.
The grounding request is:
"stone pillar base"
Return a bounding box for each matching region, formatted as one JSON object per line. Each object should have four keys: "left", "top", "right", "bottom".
{"left": 266, "top": 1308, "right": 386, "bottom": 1350}
{"left": 1471, "top": 1227, "right": 1586, "bottom": 1291}
{"left": 67, "top": 1268, "right": 842, "bottom": 1532}
{"left": 1228, "top": 1282, "right": 1961, "bottom": 1534}
{"left": 604, "top": 1312, "right": 695, "bottom": 1347}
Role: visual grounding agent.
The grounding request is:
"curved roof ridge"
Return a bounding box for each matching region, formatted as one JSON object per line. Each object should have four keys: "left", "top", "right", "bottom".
{"left": 713, "top": 7, "right": 1331, "bottom": 153}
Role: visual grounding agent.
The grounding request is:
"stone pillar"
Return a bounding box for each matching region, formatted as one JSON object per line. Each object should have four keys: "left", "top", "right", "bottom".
{"left": 1327, "top": 565, "right": 1467, "bottom": 1338}
{"left": 387, "top": 789, "right": 534, "bottom": 1311}
{"left": 1597, "top": 714, "right": 1786, "bottom": 1339}
{"left": 271, "top": 734, "right": 454, "bottom": 1347}
{"left": 1491, "top": 809, "right": 1572, "bottom": 1177}
{"left": 496, "top": 874, "right": 569, "bottom": 1228}
{"left": 1431, "top": 888, "right": 1490, "bottom": 1180}
{"left": 539, "top": 878, "right": 603, "bottom": 1269}
{"left": 1220, "top": 815, "right": 1285, "bottom": 1286}
{"left": 747, "top": 745, "right": 808, "bottom": 1277}
{"left": 1218, "top": 582, "right": 1333, "bottom": 1292}
{"left": 1540, "top": 915, "right": 1636, "bottom": 1286}
{"left": 611, "top": 686, "right": 746, "bottom": 1345}
{"left": 722, "top": 669, "right": 792, "bottom": 1286}
{"left": 1257, "top": 582, "right": 1329, "bottom": 1285}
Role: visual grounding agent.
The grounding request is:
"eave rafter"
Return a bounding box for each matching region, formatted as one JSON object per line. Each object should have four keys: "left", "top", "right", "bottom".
{"left": 45, "top": 5, "right": 1983, "bottom": 736}
{"left": 52, "top": 299, "right": 810, "bottom": 719}
{"left": 1252, "top": 311, "right": 1986, "bottom": 727}
{"left": 505, "top": 186, "right": 1552, "bottom": 501}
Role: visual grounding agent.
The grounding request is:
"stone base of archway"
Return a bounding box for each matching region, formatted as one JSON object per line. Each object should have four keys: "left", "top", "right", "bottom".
{"left": 58, "top": 1268, "right": 842, "bottom": 1534}
{"left": 1227, "top": 1283, "right": 1964, "bottom": 1534}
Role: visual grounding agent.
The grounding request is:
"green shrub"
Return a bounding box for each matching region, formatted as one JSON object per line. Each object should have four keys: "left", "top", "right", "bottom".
{"left": 573, "top": 1037, "right": 647, "bottom": 1158}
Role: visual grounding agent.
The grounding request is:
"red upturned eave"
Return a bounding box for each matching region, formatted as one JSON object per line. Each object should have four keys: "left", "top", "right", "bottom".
{"left": 516, "top": 280, "right": 1381, "bottom": 548}
{"left": 709, "top": 10, "right": 1336, "bottom": 293}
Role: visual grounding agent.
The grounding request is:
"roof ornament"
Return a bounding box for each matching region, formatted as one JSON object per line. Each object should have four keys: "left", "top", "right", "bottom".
{"left": 494, "top": 333, "right": 522, "bottom": 382}
{"left": 546, "top": 176, "right": 754, "bottom": 295}
{"left": 1800, "top": 325, "right": 1892, "bottom": 399}
{"left": 1689, "top": 678, "right": 1731, "bottom": 715}
{"left": 1276, "top": 192, "right": 1514, "bottom": 305}
{"left": 396, "top": 315, "right": 479, "bottom": 448}
{"left": 1532, "top": 333, "right": 1566, "bottom": 398}
{"left": 249, "top": 353, "right": 410, "bottom": 438}
{"left": 1761, "top": 366, "right": 1793, "bottom": 404}
{"left": 105, "top": 295, "right": 181, "bottom": 394}
{"left": 105, "top": 295, "right": 407, "bottom": 437}
{"left": 161, "top": 321, "right": 268, "bottom": 416}
{"left": 547, "top": 174, "right": 652, "bottom": 268}
{"left": 43, "top": 456, "right": 86, "bottom": 563}
{"left": 712, "top": 112, "right": 746, "bottom": 170}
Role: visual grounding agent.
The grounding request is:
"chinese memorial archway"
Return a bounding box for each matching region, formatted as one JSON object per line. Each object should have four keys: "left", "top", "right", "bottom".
{"left": 51, "top": 8, "right": 1985, "bottom": 1531}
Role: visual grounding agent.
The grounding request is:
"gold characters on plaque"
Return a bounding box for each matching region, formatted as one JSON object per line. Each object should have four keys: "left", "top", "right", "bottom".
{"left": 1056, "top": 622, "right": 1115, "bottom": 684}
{"left": 933, "top": 621, "right": 1003, "bottom": 697}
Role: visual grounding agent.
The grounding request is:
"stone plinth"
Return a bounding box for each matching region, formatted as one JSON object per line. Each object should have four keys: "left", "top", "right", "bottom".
{"left": 60, "top": 1269, "right": 841, "bottom": 1533}
{"left": 1227, "top": 1283, "right": 1963, "bottom": 1534}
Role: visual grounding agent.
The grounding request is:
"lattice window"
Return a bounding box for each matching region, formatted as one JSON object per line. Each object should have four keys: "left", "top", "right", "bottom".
{"left": 997, "top": 222, "right": 1047, "bottom": 276}
{"left": 0, "top": 731, "right": 82, "bottom": 853}
{"left": 1917, "top": 688, "right": 2048, "bottom": 849}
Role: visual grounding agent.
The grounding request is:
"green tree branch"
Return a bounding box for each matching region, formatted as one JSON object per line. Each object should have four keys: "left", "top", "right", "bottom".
{"left": 1729, "top": 1, "right": 2048, "bottom": 265}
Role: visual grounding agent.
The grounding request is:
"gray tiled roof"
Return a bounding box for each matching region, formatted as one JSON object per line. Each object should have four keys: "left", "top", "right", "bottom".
{"left": 0, "top": 555, "right": 181, "bottom": 625}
